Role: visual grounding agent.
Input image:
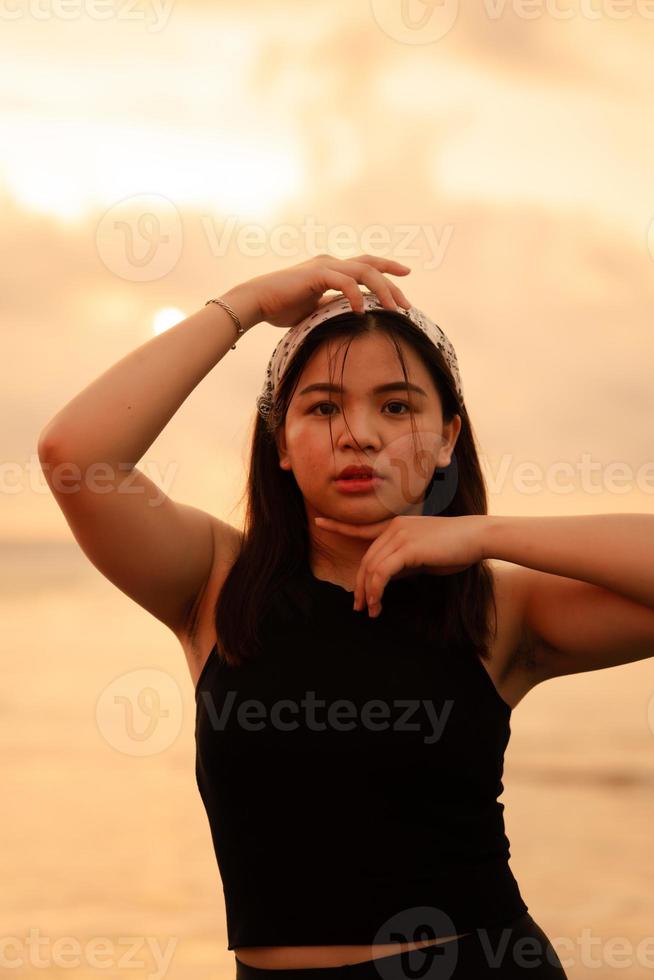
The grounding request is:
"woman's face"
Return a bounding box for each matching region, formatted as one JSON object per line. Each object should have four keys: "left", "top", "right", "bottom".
{"left": 276, "top": 332, "right": 462, "bottom": 526}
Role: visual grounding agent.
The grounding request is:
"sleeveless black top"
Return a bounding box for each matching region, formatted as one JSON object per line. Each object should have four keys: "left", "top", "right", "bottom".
{"left": 194, "top": 556, "right": 529, "bottom": 949}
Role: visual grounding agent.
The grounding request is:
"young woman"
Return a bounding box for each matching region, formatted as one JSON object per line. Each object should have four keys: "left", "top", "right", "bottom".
{"left": 39, "top": 254, "right": 654, "bottom": 978}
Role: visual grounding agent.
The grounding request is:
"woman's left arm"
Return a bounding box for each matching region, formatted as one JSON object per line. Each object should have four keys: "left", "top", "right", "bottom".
{"left": 483, "top": 513, "right": 654, "bottom": 678}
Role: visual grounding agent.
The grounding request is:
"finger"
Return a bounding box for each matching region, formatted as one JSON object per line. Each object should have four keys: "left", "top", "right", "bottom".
{"left": 316, "top": 270, "right": 366, "bottom": 314}
{"left": 356, "top": 543, "right": 394, "bottom": 613}
{"left": 380, "top": 278, "right": 412, "bottom": 310}
{"left": 315, "top": 294, "right": 338, "bottom": 309}
{"left": 339, "top": 260, "right": 400, "bottom": 312}
{"left": 319, "top": 259, "right": 411, "bottom": 312}
{"left": 349, "top": 258, "right": 412, "bottom": 307}
{"left": 361, "top": 546, "right": 408, "bottom": 617}
{"left": 355, "top": 259, "right": 412, "bottom": 308}
{"left": 353, "top": 529, "right": 402, "bottom": 610}
{"left": 393, "top": 284, "right": 412, "bottom": 310}
{"left": 354, "top": 255, "right": 412, "bottom": 275}
{"left": 352, "top": 257, "right": 412, "bottom": 308}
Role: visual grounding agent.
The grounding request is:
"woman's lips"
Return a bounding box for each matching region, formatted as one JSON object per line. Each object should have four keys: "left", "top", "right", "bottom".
{"left": 334, "top": 475, "right": 384, "bottom": 492}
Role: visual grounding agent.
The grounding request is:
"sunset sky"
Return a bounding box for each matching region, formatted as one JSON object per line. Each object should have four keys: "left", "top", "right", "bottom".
{"left": 4, "top": 2, "right": 653, "bottom": 540}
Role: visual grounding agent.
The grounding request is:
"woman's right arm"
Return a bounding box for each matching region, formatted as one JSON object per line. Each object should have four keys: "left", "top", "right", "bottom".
{"left": 37, "top": 284, "right": 262, "bottom": 640}
{"left": 38, "top": 285, "right": 261, "bottom": 471}
{"left": 36, "top": 255, "right": 411, "bottom": 640}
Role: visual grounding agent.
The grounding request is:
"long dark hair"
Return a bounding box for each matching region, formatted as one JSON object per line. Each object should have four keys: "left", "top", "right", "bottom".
{"left": 213, "top": 309, "right": 497, "bottom": 667}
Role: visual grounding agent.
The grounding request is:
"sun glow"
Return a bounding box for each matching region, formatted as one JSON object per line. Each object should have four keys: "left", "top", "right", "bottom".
{"left": 152, "top": 307, "right": 187, "bottom": 336}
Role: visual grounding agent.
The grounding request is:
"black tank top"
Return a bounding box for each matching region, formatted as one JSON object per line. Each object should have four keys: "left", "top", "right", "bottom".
{"left": 194, "top": 556, "right": 529, "bottom": 950}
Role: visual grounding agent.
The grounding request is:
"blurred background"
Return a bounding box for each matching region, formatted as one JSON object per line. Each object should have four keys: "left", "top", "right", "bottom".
{"left": 2, "top": 2, "right": 654, "bottom": 977}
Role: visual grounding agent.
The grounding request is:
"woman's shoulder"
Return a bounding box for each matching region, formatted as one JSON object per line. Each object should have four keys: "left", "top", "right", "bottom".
{"left": 178, "top": 519, "right": 243, "bottom": 688}
{"left": 485, "top": 560, "right": 542, "bottom": 709}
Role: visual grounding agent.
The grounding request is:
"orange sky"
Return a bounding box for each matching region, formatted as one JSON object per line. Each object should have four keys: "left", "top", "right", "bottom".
{"left": 3, "top": 4, "right": 653, "bottom": 540}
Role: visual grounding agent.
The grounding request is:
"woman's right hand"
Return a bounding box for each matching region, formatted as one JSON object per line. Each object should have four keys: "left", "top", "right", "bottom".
{"left": 242, "top": 254, "right": 413, "bottom": 329}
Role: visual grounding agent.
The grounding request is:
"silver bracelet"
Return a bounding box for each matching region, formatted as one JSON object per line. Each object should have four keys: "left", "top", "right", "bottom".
{"left": 205, "top": 297, "right": 245, "bottom": 350}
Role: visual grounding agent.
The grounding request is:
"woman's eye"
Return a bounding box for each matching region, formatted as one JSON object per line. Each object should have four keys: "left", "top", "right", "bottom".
{"left": 309, "top": 401, "right": 410, "bottom": 416}
{"left": 310, "top": 403, "right": 334, "bottom": 416}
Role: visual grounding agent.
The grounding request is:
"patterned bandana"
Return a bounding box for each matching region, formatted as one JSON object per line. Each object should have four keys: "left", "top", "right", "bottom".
{"left": 255, "top": 291, "right": 464, "bottom": 419}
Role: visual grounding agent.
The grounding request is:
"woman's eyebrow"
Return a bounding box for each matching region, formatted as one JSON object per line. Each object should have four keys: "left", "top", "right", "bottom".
{"left": 298, "top": 381, "right": 428, "bottom": 397}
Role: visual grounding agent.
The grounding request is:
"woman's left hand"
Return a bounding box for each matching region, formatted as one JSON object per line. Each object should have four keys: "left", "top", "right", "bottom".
{"left": 313, "top": 514, "right": 489, "bottom": 616}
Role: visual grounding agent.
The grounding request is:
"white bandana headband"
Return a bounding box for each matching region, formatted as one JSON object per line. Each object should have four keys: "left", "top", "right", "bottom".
{"left": 256, "top": 291, "right": 464, "bottom": 419}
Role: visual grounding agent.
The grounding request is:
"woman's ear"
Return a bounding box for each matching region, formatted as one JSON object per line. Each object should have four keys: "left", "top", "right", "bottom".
{"left": 440, "top": 413, "right": 462, "bottom": 465}
{"left": 275, "top": 427, "right": 291, "bottom": 472}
